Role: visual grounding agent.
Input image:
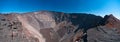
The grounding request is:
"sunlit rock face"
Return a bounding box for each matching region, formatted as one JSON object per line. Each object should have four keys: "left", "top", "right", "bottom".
{"left": 0, "top": 11, "right": 120, "bottom": 42}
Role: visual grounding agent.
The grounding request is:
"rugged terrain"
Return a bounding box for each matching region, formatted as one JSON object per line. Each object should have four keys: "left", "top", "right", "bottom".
{"left": 0, "top": 11, "right": 120, "bottom": 42}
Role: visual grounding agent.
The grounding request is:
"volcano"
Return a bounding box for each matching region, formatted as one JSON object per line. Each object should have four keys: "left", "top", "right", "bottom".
{"left": 0, "top": 11, "right": 120, "bottom": 42}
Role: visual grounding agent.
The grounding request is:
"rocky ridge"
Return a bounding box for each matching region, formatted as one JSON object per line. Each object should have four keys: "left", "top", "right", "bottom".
{"left": 0, "top": 11, "right": 120, "bottom": 42}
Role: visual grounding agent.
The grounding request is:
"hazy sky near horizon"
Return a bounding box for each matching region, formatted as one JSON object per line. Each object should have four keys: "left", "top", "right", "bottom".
{"left": 0, "top": 0, "right": 120, "bottom": 19}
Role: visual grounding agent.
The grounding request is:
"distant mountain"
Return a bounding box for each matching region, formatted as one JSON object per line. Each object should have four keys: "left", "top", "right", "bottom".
{"left": 0, "top": 11, "right": 120, "bottom": 42}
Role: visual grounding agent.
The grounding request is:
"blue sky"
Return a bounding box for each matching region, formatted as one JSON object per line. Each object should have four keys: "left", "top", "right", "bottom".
{"left": 0, "top": 0, "right": 120, "bottom": 19}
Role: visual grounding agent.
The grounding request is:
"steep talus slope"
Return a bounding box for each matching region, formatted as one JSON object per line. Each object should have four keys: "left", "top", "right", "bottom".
{"left": 103, "top": 14, "right": 120, "bottom": 29}
{"left": 87, "top": 14, "right": 120, "bottom": 42}
{"left": 0, "top": 11, "right": 120, "bottom": 42}
{"left": 0, "top": 14, "right": 37, "bottom": 42}
{"left": 51, "top": 12, "right": 103, "bottom": 42}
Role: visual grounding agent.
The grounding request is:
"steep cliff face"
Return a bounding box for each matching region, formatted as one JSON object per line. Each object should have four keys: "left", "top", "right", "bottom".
{"left": 0, "top": 11, "right": 120, "bottom": 42}
{"left": 87, "top": 14, "right": 120, "bottom": 42}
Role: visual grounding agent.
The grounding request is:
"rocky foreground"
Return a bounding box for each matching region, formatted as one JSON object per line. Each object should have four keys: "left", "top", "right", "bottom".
{"left": 0, "top": 11, "right": 120, "bottom": 42}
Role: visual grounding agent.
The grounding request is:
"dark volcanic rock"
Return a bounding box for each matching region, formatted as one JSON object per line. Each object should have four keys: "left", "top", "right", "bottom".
{"left": 87, "top": 14, "right": 120, "bottom": 42}
{"left": 0, "top": 11, "right": 120, "bottom": 42}
{"left": 87, "top": 26, "right": 120, "bottom": 42}
{"left": 104, "top": 14, "right": 120, "bottom": 28}
{"left": 100, "top": 14, "right": 120, "bottom": 27}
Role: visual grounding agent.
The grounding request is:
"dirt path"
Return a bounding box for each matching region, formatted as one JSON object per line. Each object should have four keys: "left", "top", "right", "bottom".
{"left": 17, "top": 15, "right": 46, "bottom": 42}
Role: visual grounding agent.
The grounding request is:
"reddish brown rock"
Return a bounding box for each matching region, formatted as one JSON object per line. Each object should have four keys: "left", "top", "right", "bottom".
{"left": 1, "top": 11, "right": 120, "bottom": 42}
{"left": 104, "top": 14, "right": 120, "bottom": 28}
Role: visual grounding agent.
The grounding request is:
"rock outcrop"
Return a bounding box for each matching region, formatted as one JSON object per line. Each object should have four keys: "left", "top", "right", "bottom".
{"left": 0, "top": 11, "right": 120, "bottom": 42}
{"left": 87, "top": 14, "right": 120, "bottom": 42}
